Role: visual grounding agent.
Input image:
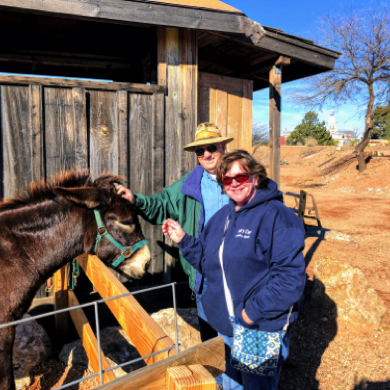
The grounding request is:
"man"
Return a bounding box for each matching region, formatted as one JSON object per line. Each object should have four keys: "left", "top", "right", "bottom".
{"left": 116, "top": 122, "right": 234, "bottom": 343}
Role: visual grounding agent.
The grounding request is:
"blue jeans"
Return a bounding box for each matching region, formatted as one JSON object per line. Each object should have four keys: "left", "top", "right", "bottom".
{"left": 218, "top": 330, "right": 290, "bottom": 390}
{"left": 195, "top": 279, "right": 222, "bottom": 386}
{"left": 195, "top": 278, "right": 218, "bottom": 342}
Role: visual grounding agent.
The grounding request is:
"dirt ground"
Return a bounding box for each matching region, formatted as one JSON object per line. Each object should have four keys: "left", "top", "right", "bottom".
{"left": 26, "top": 145, "right": 390, "bottom": 390}
{"left": 256, "top": 145, "right": 390, "bottom": 390}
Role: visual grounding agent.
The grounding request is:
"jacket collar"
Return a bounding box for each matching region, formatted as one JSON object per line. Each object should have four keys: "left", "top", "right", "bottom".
{"left": 181, "top": 165, "right": 204, "bottom": 204}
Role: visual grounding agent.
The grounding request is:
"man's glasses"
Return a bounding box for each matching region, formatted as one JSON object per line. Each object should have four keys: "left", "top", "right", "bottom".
{"left": 222, "top": 173, "right": 250, "bottom": 186}
{"left": 194, "top": 145, "right": 218, "bottom": 157}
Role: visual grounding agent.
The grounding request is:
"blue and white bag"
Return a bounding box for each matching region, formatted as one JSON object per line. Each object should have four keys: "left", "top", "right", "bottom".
{"left": 219, "top": 217, "right": 292, "bottom": 376}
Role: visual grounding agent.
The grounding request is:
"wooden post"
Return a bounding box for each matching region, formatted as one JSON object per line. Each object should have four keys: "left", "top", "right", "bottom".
{"left": 68, "top": 290, "right": 116, "bottom": 384}
{"left": 94, "top": 337, "right": 225, "bottom": 390}
{"left": 54, "top": 265, "right": 68, "bottom": 334}
{"left": 76, "top": 254, "right": 176, "bottom": 364}
{"left": 269, "top": 65, "right": 281, "bottom": 187}
{"left": 269, "top": 57, "right": 290, "bottom": 187}
{"left": 298, "top": 189, "right": 307, "bottom": 225}
{"left": 166, "top": 364, "right": 216, "bottom": 390}
{"left": 158, "top": 27, "right": 197, "bottom": 282}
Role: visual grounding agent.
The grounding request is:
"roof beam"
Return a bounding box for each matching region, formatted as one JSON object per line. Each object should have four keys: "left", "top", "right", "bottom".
{"left": 0, "top": 0, "right": 254, "bottom": 34}
{"left": 218, "top": 32, "right": 338, "bottom": 69}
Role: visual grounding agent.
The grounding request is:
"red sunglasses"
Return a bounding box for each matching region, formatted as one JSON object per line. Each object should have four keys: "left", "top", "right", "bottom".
{"left": 221, "top": 173, "right": 250, "bottom": 186}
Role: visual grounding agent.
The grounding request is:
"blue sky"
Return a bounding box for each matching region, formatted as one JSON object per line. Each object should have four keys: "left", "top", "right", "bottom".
{"left": 226, "top": 0, "right": 372, "bottom": 135}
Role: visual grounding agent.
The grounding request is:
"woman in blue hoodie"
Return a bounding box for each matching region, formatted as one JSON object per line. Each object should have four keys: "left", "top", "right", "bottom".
{"left": 162, "top": 150, "right": 306, "bottom": 390}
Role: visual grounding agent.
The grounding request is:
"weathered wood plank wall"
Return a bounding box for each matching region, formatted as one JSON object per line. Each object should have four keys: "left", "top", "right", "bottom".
{"left": 129, "top": 93, "right": 165, "bottom": 276}
{"left": 2, "top": 86, "right": 33, "bottom": 198}
{"left": 0, "top": 76, "right": 166, "bottom": 297}
{"left": 158, "top": 27, "right": 197, "bottom": 282}
{"left": 198, "top": 72, "right": 253, "bottom": 153}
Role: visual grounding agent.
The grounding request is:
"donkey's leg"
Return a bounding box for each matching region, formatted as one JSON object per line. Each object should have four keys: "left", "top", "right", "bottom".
{"left": 0, "top": 325, "right": 16, "bottom": 390}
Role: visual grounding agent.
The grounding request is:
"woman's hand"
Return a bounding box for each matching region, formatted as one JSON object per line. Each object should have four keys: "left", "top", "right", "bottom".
{"left": 162, "top": 219, "right": 186, "bottom": 243}
{"left": 115, "top": 184, "right": 135, "bottom": 204}
{"left": 241, "top": 309, "right": 254, "bottom": 325}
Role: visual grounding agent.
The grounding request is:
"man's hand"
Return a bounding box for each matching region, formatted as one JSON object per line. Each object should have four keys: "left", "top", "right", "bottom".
{"left": 162, "top": 219, "right": 186, "bottom": 243}
{"left": 241, "top": 309, "right": 254, "bottom": 325}
{"left": 115, "top": 184, "right": 135, "bottom": 204}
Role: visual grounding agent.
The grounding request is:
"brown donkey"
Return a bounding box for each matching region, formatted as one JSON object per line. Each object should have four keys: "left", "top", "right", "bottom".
{"left": 0, "top": 171, "right": 151, "bottom": 390}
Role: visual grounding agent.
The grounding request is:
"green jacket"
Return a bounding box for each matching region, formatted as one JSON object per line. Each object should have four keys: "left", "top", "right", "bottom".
{"left": 135, "top": 165, "right": 205, "bottom": 291}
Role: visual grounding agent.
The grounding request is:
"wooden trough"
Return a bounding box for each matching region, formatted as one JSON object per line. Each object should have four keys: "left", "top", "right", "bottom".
{"left": 53, "top": 255, "right": 224, "bottom": 390}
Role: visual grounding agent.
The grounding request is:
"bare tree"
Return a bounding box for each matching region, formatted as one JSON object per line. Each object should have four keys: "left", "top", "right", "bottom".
{"left": 350, "top": 127, "right": 363, "bottom": 140}
{"left": 293, "top": 5, "right": 390, "bottom": 172}
{"left": 252, "top": 122, "right": 269, "bottom": 154}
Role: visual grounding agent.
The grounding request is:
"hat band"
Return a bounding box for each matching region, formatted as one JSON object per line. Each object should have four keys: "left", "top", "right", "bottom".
{"left": 194, "top": 130, "right": 222, "bottom": 142}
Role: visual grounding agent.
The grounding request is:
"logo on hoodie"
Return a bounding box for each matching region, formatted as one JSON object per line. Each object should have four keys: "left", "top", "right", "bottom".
{"left": 236, "top": 229, "right": 252, "bottom": 239}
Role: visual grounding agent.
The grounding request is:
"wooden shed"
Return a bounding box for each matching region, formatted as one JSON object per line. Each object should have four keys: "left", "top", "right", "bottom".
{"left": 0, "top": 0, "right": 339, "bottom": 294}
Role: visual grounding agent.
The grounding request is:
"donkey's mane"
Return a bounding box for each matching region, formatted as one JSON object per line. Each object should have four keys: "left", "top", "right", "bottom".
{"left": 0, "top": 170, "right": 123, "bottom": 213}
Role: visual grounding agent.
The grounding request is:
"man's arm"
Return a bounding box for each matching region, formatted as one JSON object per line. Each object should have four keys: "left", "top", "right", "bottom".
{"left": 116, "top": 183, "right": 180, "bottom": 225}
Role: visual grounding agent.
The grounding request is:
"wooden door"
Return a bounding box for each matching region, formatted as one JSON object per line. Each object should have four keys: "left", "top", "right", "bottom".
{"left": 198, "top": 72, "right": 253, "bottom": 152}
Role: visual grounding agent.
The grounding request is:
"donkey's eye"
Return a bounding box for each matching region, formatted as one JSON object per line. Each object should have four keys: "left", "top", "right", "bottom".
{"left": 115, "top": 220, "right": 136, "bottom": 233}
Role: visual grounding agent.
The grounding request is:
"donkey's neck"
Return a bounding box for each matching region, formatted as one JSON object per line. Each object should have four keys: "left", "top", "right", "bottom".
{"left": 0, "top": 200, "right": 95, "bottom": 282}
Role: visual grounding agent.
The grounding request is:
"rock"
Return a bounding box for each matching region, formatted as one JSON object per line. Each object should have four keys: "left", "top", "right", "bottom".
{"left": 306, "top": 227, "right": 359, "bottom": 245}
{"left": 151, "top": 308, "right": 201, "bottom": 351}
{"left": 60, "top": 327, "right": 142, "bottom": 376}
{"left": 313, "top": 257, "right": 386, "bottom": 336}
{"left": 59, "top": 339, "right": 88, "bottom": 367}
{"left": 13, "top": 314, "right": 51, "bottom": 390}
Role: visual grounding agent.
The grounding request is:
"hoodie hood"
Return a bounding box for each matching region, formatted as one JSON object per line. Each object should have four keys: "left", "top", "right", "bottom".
{"left": 228, "top": 179, "right": 283, "bottom": 212}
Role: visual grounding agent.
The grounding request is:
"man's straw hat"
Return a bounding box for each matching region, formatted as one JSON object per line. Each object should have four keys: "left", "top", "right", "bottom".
{"left": 183, "top": 122, "right": 234, "bottom": 152}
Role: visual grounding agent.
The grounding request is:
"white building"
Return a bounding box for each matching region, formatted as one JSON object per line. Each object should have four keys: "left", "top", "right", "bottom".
{"left": 326, "top": 114, "right": 354, "bottom": 146}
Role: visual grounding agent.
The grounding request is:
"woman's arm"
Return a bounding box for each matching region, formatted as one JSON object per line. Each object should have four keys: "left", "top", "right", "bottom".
{"left": 162, "top": 219, "right": 185, "bottom": 243}
{"left": 162, "top": 219, "right": 204, "bottom": 272}
{"left": 243, "top": 226, "right": 306, "bottom": 324}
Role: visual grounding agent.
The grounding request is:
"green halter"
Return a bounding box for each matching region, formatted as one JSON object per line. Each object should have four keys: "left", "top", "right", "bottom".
{"left": 92, "top": 210, "right": 148, "bottom": 269}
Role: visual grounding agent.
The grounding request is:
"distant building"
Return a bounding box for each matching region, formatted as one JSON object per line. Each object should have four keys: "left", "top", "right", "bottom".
{"left": 326, "top": 114, "right": 355, "bottom": 146}
{"left": 281, "top": 128, "right": 290, "bottom": 146}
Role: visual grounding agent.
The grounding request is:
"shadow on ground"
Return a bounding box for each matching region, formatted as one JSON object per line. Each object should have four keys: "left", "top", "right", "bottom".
{"left": 279, "top": 237, "right": 390, "bottom": 390}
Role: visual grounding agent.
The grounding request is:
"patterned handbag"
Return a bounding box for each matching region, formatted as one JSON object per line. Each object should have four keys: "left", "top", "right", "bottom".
{"left": 219, "top": 217, "right": 292, "bottom": 376}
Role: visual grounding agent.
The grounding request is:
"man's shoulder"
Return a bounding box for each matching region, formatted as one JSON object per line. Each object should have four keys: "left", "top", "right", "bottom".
{"left": 165, "top": 169, "right": 198, "bottom": 195}
{"left": 168, "top": 171, "right": 192, "bottom": 189}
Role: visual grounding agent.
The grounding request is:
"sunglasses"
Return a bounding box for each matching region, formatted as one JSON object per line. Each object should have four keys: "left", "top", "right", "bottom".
{"left": 222, "top": 173, "right": 250, "bottom": 186}
{"left": 194, "top": 145, "right": 218, "bottom": 157}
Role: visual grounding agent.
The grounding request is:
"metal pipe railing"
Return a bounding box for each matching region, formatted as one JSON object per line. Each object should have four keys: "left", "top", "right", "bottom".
{"left": 1, "top": 282, "right": 180, "bottom": 389}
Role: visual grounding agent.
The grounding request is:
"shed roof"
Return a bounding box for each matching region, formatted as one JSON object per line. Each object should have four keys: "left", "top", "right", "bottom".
{"left": 151, "top": 0, "right": 243, "bottom": 14}
{"left": 0, "top": 0, "right": 340, "bottom": 90}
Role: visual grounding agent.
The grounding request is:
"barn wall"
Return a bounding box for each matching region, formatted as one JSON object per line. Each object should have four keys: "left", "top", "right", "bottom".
{"left": 198, "top": 71, "right": 253, "bottom": 153}
{"left": 158, "top": 27, "right": 198, "bottom": 282}
{"left": 0, "top": 77, "right": 166, "bottom": 297}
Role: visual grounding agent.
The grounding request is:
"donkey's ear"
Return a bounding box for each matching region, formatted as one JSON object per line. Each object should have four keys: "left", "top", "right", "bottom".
{"left": 53, "top": 187, "right": 110, "bottom": 209}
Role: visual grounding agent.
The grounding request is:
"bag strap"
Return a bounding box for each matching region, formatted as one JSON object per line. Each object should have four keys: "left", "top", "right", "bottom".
{"left": 218, "top": 215, "right": 293, "bottom": 331}
{"left": 219, "top": 216, "right": 235, "bottom": 317}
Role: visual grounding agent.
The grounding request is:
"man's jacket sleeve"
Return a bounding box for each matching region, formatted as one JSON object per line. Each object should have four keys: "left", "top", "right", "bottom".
{"left": 133, "top": 177, "right": 198, "bottom": 286}
{"left": 134, "top": 184, "right": 180, "bottom": 225}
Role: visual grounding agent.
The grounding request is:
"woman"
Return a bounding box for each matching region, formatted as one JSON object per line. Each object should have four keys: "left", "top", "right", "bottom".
{"left": 163, "top": 150, "right": 306, "bottom": 390}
